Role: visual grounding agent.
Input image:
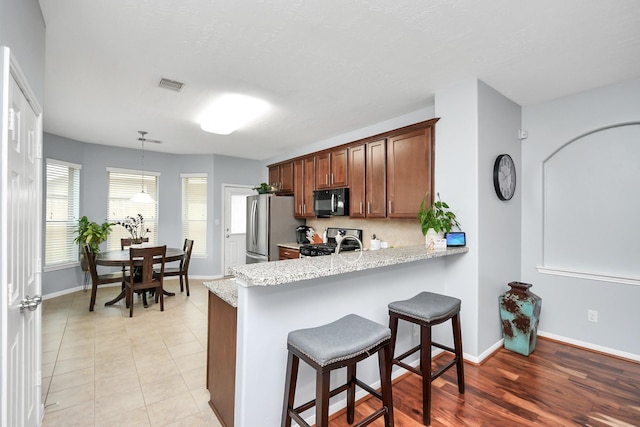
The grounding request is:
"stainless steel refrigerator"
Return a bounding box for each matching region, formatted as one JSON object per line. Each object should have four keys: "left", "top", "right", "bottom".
{"left": 246, "top": 194, "right": 303, "bottom": 263}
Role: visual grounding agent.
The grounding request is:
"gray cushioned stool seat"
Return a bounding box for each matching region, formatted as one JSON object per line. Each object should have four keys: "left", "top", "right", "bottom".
{"left": 388, "top": 291, "right": 461, "bottom": 324}
{"left": 287, "top": 314, "right": 391, "bottom": 367}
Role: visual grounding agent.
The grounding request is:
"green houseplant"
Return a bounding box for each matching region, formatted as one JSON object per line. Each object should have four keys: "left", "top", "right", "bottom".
{"left": 74, "top": 216, "right": 114, "bottom": 254}
{"left": 418, "top": 192, "right": 460, "bottom": 236}
{"left": 253, "top": 182, "right": 274, "bottom": 194}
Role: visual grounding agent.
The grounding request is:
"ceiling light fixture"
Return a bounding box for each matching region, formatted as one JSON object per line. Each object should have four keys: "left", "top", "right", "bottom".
{"left": 131, "top": 131, "right": 155, "bottom": 203}
{"left": 199, "top": 94, "right": 269, "bottom": 135}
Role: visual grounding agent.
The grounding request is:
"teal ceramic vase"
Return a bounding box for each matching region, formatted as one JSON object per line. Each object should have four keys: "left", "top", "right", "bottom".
{"left": 499, "top": 281, "right": 542, "bottom": 356}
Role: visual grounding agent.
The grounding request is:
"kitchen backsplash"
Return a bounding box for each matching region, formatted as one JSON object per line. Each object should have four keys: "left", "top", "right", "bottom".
{"left": 305, "top": 217, "right": 424, "bottom": 249}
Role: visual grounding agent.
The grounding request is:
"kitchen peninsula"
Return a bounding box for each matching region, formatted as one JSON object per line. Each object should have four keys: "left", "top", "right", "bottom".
{"left": 204, "top": 245, "right": 468, "bottom": 427}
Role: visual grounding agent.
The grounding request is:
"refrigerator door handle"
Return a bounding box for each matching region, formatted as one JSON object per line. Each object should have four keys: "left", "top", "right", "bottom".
{"left": 251, "top": 199, "right": 258, "bottom": 247}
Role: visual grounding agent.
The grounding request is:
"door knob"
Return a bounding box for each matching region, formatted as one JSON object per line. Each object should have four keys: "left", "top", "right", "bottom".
{"left": 20, "top": 295, "right": 42, "bottom": 312}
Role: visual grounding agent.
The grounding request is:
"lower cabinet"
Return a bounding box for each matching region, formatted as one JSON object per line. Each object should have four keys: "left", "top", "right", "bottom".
{"left": 207, "top": 292, "right": 237, "bottom": 427}
{"left": 279, "top": 247, "right": 300, "bottom": 260}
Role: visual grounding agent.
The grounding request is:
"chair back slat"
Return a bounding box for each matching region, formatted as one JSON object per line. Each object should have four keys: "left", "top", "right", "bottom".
{"left": 129, "top": 245, "right": 167, "bottom": 287}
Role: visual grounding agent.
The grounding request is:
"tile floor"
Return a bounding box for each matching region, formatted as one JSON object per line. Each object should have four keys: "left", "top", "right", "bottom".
{"left": 41, "top": 279, "right": 223, "bottom": 427}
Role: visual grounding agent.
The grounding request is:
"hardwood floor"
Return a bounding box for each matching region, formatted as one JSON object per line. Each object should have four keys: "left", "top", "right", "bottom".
{"left": 329, "top": 338, "right": 640, "bottom": 426}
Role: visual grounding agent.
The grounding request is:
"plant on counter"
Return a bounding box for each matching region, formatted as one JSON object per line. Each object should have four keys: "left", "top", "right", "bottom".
{"left": 74, "top": 215, "right": 115, "bottom": 254}
{"left": 116, "top": 213, "right": 150, "bottom": 241}
{"left": 418, "top": 192, "right": 461, "bottom": 235}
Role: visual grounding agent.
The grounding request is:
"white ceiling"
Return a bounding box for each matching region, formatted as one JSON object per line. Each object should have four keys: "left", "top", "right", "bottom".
{"left": 39, "top": 0, "right": 640, "bottom": 159}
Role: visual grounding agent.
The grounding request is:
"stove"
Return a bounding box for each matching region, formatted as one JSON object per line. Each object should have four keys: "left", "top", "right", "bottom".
{"left": 299, "top": 227, "right": 363, "bottom": 257}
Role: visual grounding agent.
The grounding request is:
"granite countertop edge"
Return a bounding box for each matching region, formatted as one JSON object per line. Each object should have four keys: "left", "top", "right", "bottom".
{"left": 230, "top": 246, "right": 469, "bottom": 287}
{"left": 202, "top": 277, "right": 238, "bottom": 307}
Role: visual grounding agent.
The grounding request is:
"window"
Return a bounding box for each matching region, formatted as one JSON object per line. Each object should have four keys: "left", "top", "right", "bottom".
{"left": 181, "top": 174, "right": 207, "bottom": 257}
{"left": 45, "top": 159, "right": 81, "bottom": 269}
{"left": 107, "top": 168, "right": 159, "bottom": 250}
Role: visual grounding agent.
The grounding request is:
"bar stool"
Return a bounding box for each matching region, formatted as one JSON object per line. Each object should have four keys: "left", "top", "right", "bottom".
{"left": 388, "top": 291, "right": 465, "bottom": 426}
{"left": 282, "top": 314, "right": 394, "bottom": 427}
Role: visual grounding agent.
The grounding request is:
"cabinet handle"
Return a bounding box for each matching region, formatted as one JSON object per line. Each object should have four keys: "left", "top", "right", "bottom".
{"left": 325, "top": 174, "right": 328, "bottom": 185}
{"left": 360, "top": 202, "right": 363, "bottom": 215}
{"left": 303, "top": 204, "right": 306, "bottom": 214}
{"left": 388, "top": 200, "right": 392, "bottom": 213}
{"left": 367, "top": 202, "right": 370, "bottom": 214}
{"left": 331, "top": 173, "right": 334, "bottom": 184}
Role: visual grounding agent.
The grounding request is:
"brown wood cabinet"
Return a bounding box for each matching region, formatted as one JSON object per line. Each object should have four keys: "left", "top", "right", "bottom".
{"left": 315, "top": 148, "right": 348, "bottom": 189}
{"left": 386, "top": 127, "right": 434, "bottom": 218}
{"left": 279, "top": 247, "right": 300, "bottom": 260}
{"left": 293, "top": 156, "right": 315, "bottom": 218}
{"left": 348, "top": 140, "right": 386, "bottom": 218}
{"left": 269, "top": 161, "right": 294, "bottom": 194}
{"left": 207, "top": 291, "right": 237, "bottom": 427}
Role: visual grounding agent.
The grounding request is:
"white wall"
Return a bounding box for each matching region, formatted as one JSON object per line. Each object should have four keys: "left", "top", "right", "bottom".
{"left": 435, "top": 79, "right": 481, "bottom": 357}
{"left": 477, "top": 81, "right": 522, "bottom": 354}
{"left": 522, "top": 78, "right": 640, "bottom": 359}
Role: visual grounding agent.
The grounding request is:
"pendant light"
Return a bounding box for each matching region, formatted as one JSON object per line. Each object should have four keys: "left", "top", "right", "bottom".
{"left": 130, "top": 131, "right": 155, "bottom": 203}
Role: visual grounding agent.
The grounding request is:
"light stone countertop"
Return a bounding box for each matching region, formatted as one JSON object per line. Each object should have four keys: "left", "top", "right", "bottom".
{"left": 230, "top": 245, "right": 469, "bottom": 287}
{"left": 202, "top": 277, "right": 238, "bottom": 307}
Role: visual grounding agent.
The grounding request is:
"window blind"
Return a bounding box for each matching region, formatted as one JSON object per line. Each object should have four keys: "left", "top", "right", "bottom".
{"left": 45, "top": 159, "right": 81, "bottom": 268}
{"left": 107, "top": 168, "right": 159, "bottom": 250}
{"left": 181, "top": 174, "right": 207, "bottom": 257}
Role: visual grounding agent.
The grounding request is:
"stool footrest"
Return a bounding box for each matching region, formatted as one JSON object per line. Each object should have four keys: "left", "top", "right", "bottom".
{"left": 432, "top": 358, "right": 457, "bottom": 381}
{"left": 357, "top": 407, "right": 388, "bottom": 427}
{"left": 293, "top": 382, "right": 351, "bottom": 415}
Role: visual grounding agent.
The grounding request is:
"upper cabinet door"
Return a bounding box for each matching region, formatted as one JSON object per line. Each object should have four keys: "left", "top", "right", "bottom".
{"left": 386, "top": 127, "right": 434, "bottom": 218}
{"left": 315, "top": 148, "right": 348, "bottom": 189}
{"left": 348, "top": 144, "right": 366, "bottom": 218}
{"left": 366, "top": 139, "right": 387, "bottom": 218}
{"left": 293, "top": 156, "right": 315, "bottom": 218}
{"left": 330, "top": 148, "right": 348, "bottom": 188}
{"left": 269, "top": 161, "right": 294, "bottom": 194}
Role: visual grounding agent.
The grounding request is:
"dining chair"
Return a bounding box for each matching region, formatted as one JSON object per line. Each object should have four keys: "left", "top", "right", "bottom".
{"left": 120, "top": 237, "right": 149, "bottom": 282}
{"left": 84, "top": 244, "right": 129, "bottom": 312}
{"left": 126, "top": 245, "right": 166, "bottom": 317}
{"left": 155, "top": 239, "right": 194, "bottom": 296}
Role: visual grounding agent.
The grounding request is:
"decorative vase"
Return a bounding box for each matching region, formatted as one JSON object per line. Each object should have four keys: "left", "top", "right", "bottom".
{"left": 498, "top": 282, "right": 542, "bottom": 356}
{"left": 425, "top": 228, "right": 444, "bottom": 252}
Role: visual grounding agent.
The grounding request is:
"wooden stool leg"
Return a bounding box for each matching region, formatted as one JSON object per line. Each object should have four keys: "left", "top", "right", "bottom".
{"left": 452, "top": 313, "right": 465, "bottom": 393}
{"left": 388, "top": 313, "right": 399, "bottom": 361}
{"left": 346, "top": 363, "right": 356, "bottom": 424}
{"left": 421, "top": 324, "right": 433, "bottom": 426}
{"left": 316, "top": 370, "right": 331, "bottom": 427}
{"left": 378, "top": 344, "right": 394, "bottom": 427}
{"left": 281, "top": 352, "right": 299, "bottom": 427}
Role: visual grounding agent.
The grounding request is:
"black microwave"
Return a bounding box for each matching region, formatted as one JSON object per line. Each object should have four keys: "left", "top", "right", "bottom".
{"left": 313, "top": 188, "right": 349, "bottom": 217}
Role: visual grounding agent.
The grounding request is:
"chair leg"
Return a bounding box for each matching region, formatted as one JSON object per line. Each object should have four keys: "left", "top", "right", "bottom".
{"left": 159, "top": 285, "right": 164, "bottom": 312}
{"left": 378, "top": 343, "right": 394, "bottom": 427}
{"left": 388, "top": 313, "right": 399, "bottom": 362}
{"left": 184, "top": 273, "right": 190, "bottom": 297}
{"left": 316, "top": 370, "right": 331, "bottom": 427}
{"left": 179, "top": 274, "right": 184, "bottom": 292}
{"left": 128, "top": 287, "right": 134, "bottom": 318}
{"left": 142, "top": 291, "right": 148, "bottom": 308}
{"left": 89, "top": 281, "right": 98, "bottom": 312}
{"left": 346, "top": 363, "right": 356, "bottom": 424}
{"left": 452, "top": 314, "right": 465, "bottom": 394}
{"left": 281, "top": 352, "right": 299, "bottom": 427}
{"left": 421, "top": 324, "right": 433, "bottom": 426}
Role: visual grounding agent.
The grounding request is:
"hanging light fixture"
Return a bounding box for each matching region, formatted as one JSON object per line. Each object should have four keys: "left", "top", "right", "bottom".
{"left": 130, "top": 131, "right": 155, "bottom": 203}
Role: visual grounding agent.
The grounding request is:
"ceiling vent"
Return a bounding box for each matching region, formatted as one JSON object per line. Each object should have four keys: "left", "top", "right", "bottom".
{"left": 158, "top": 78, "right": 184, "bottom": 92}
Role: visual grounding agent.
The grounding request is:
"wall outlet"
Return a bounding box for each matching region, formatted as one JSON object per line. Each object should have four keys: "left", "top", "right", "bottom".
{"left": 587, "top": 309, "right": 598, "bottom": 323}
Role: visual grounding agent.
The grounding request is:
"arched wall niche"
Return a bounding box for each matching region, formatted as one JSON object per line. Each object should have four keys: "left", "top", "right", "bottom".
{"left": 542, "top": 122, "right": 640, "bottom": 282}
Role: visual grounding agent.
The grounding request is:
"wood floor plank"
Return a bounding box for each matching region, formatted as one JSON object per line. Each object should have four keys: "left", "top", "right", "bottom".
{"left": 325, "top": 338, "right": 640, "bottom": 426}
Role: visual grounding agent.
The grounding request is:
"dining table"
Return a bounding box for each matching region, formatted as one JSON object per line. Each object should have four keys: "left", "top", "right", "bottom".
{"left": 96, "top": 246, "right": 185, "bottom": 307}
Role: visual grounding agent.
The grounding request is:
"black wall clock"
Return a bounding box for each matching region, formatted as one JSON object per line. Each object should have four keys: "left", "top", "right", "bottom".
{"left": 493, "top": 154, "right": 516, "bottom": 201}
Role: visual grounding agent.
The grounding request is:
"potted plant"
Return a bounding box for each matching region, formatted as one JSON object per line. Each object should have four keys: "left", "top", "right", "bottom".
{"left": 74, "top": 216, "right": 114, "bottom": 270}
{"left": 116, "top": 214, "right": 149, "bottom": 243}
{"left": 253, "top": 182, "right": 274, "bottom": 194}
{"left": 418, "top": 192, "right": 460, "bottom": 250}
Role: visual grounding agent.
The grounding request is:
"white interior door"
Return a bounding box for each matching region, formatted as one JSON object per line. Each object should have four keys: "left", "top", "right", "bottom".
{"left": 1, "top": 47, "right": 43, "bottom": 427}
{"left": 222, "top": 185, "right": 254, "bottom": 276}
